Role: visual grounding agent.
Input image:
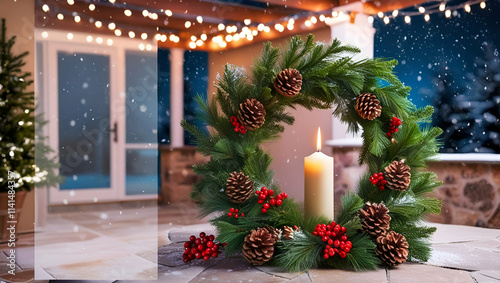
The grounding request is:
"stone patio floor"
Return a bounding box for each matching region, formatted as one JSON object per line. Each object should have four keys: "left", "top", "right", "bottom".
{"left": 0, "top": 202, "right": 499, "bottom": 282}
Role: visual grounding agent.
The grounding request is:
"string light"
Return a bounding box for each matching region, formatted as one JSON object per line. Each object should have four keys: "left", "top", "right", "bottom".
{"left": 383, "top": 16, "right": 390, "bottom": 24}
{"left": 108, "top": 22, "right": 116, "bottom": 30}
{"left": 67, "top": 0, "right": 74, "bottom": 5}
{"left": 95, "top": 21, "right": 102, "bottom": 28}
{"left": 189, "top": 41, "right": 196, "bottom": 49}
{"left": 57, "top": 13, "right": 64, "bottom": 20}
{"left": 233, "top": 34, "right": 240, "bottom": 41}
{"left": 439, "top": 3, "right": 446, "bottom": 11}
{"left": 404, "top": 15, "right": 411, "bottom": 23}
{"left": 41, "top": 31, "right": 48, "bottom": 38}
{"left": 319, "top": 15, "right": 325, "bottom": 22}
{"left": 141, "top": 33, "right": 148, "bottom": 40}
{"left": 275, "top": 23, "right": 284, "bottom": 32}
{"left": 196, "top": 39, "right": 203, "bottom": 46}
{"left": 252, "top": 30, "right": 258, "bottom": 36}
{"left": 225, "top": 35, "right": 233, "bottom": 42}
{"left": 418, "top": 6, "right": 425, "bottom": 13}
{"left": 185, "top": 21, "right": 192, "bottom": 28}
{"left": 197, "top": 16, "right": 203, "bottom": 23}
{"left": 86, "top": 35, "right": 92, "bottom": 42}
{"left": 128, "top": 31, "right": 135, "bottom": 38}
{"left": 139, "top": 43, "right": 145, "bottom": 50}
{"left": 244, "top": 19, "right": 251, "bottom": 25}
{"left": 142, "top": 10, "right": 149, "bottom": 17}
{"left": 109, "top": 0, "right": 115, "bottom": 4}
{"left": 480, "top": 1, "right": 486, "bottom": 9}
{"left": 465, "top": 4, "right": 471, "bottom": 12}
{"left": 332, "top": 11, "right": 339, "bottom": 17}
{"left": 445, "top": 9, "right": 451, "bottom": 17}
{"left": 310, "top": 16, "right": 317, "bottom": 24}
{"left": 257, "top": 23, "right": 265, "bottom": 31}
{"left": 201, "top": 34, "right": 207, "bottom": 41}
{"left": 305, "top": 20, "right": 312, "bottom": 27}
{"left": 160, "top": 34, "right": 167, "bottom": 42}
{"left": 378, "top": 11, "right": 384, "bottom": 18}
{"left": 218, "top": 23, "right": 225, "bottom": 31}
{"left": 392, "top": 10, "right": 399, "bottom": 17}
{"left": 146, "top": 44, "right": 152, "bottom": 51}
{"left": 114, "top": 29, "right": 122, "bottom": 36}
{"left": 264, "top": 26, "right": 270, "bottom": 33}
{"left": 74, "top": 15, "right": 81, "bottom": 23}
{"left": 88, "top": 4, "right": 95, "bottom": 11}
{"left": 107, "top": 39, "right": 113, "bottom": 46}
{"left": 96, "top": 37, "right": 103, "bottom": 44}
{"left": 124, "top": 9, "right": 132, "bottom": 16}
{"left": 67, "top": 33, "right": 73, "bottom": 40}
{"left": 368, "top": 16, "right": 374, "bottom": 24}
{"left": 165, "top": 10, "right": 172, "bottom": 16}
{"left": 42, "top": 4, "right": 49, "bottom": 12}
{"left": 424, "top": 14, "right": 430, "bottom": 21}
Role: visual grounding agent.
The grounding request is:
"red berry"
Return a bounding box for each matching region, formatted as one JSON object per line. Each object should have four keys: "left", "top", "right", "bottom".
{"left": 282, "top": 193, "right": 288, "bottom": 199}
{"left": 207, "top": 241, "right": 214, "bottom": 248}
{"left": 203, "top": 255, "right": 210, "bottom": 261}
{"left": 191, "top": 247, "right": 198, "bottom": 254}
{"left": 228, "top": 212, "right": 232, "bottom": 217}
{"left": 268, "top": 190, "right": 274, "bottom": 196}
{"left": 261, "top": 187, "right": 267, "bottom": 192}
{"left": 222, "top": 242, "right": 227, "bottom": 247}
{"left": 257, "top": 199, "right": 264, "bottom": 204}
{"left": 209, "top": 235, "right": 215, "bottom": 241}
{"left": 340, "top": 226, "right": 346, "bottom": 234}
{"left": 322, "top": 236, "right": 329, "bottom": 242}
{"left": 328, "top": 239, "right": 333, "bottom": 245}
{"left": 323, "top": 254, "right": 329, "bottom": 259}
{"left": 334, "top": 240, "right": 340, "bottom": 247}
{"left": 276, "top": 195, "right": 282, "bottom": 200}
{"left": 276, "top": 199, "right": 282, "bottom": 206}
{"left": 263, "top": 203, "right": 270, "bottom": 209}
{"left": 341, "top": 235, "right": 348, "bottom": 241}
{"left": 259, "top": 194, "right": 266, "bottom": 200}
{"left": 194, "top": 238, "right": 201, "bottom": 245}
{"left": 312, "top": 231, "right": 318, "bottom": 236}
{"left": 235, "top": 209, "right": 239, "bottom": 213}
{"left": 184, "top": 241, "right": 191, "bottom": 248}
{"left": 261, "top": 208, "right": 267, "bottom": 214}
{"left": 199, "top": 232, "right": 206, "bottom": 238}
{"left": 198, "top": 244, "right": 205, "bottom": 251}
{"left": 269, "top": 198, "right": 276, "bottom": 206}
{"left": 326, "top": 231, "right": 331, "bottom": 236}
{"left": 339, "top": 251, "right": 347, "bottom": 258}
{"left": 344, "top": 246, "right": 351, "bottom": 253}
{"left": 212, "top": 252, "right": 218, "bottom": 258}
{"left": 190, "top": 235, "right": 196, "bottom": 242}
{"left": 234, "top": 214, "right": 239, "bottom": 218}
{"left": 230, "top": 208, "right": 234, "bottom": 213}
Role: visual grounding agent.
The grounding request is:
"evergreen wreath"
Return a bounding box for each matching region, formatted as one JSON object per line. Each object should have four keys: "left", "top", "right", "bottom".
{"left": 182, "top": 34, "right": 442, "bottom": 271}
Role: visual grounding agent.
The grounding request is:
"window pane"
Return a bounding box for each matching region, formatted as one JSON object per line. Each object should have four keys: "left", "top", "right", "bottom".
{"left": 58, "top": 52, "right": 110, "bottom": 190}
{"left": 126, "top": 149, "right": 158, "bottom": 195}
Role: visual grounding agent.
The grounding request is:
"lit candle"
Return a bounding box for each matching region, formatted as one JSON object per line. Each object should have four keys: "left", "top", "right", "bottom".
{"left": 304, "top": 127, "right": 334, "bottom": 219}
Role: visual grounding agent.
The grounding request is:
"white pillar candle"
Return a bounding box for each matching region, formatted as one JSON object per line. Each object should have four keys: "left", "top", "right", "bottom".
{"left": 304, "top": 128, "right": 334, "bottom": 220}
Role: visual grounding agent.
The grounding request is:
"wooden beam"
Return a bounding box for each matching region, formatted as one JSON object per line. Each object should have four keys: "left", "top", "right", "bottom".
{"left": 252, "top": 0, "right": 339, "bottom": 12}
{"left": 362, "top": 0, "right": 430, "bottom": 14}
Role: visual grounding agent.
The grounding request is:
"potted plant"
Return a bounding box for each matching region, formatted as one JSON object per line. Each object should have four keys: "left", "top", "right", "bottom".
{"left": 0, "top": 18, "right": 61, "bottom": 241}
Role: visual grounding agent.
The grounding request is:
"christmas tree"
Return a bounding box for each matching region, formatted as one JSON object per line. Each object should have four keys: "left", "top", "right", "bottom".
{"left": 0, "top": 18, "right": 60, "bottom": 192}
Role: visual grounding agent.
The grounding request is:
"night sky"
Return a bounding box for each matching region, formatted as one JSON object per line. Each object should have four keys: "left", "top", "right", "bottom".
{"left": 374, "top": 0, "right": 500, "bottom": 109}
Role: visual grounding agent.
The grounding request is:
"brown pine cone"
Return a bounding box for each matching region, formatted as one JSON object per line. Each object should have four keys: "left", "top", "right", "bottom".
{"left": 355, "top": 93, "right": 382, "bottom": 120}
{"left": 359, "top": 202, "right": 391, "bottom": 237}
{"left": 225, "top": 172, "right": 254, "bottom": 204}
{"left": 282, "top": 226, "right": 295, "bottom": 240}
{"left": 273, "top": 68, "right": 302, "bottom": 97}
{"left": 238, "top": 98, "right": 266, "bottom": 130}
{"left": 266, "top": 225, "right": 282, "bottom": 242}
{"left": 242, "top": 227, "right": 276, "bottom": 265}
{"left": 385, "top": 159, "right": 411, "bottom": 191}
{"left": 376, "top": 231, "right": 409, "bottom": 266}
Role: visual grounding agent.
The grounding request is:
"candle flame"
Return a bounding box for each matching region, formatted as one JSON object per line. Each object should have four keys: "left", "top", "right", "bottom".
{"left": 317, "top": 127, "right": 321, "bottom": 152}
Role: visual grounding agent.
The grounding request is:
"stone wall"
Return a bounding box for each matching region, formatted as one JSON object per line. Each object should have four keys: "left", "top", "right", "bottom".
{"left": 331, "top": 146, "right": 500, "bottom": 228}
{"left": 159, "top": 146, "right": 209, "bottom": 204}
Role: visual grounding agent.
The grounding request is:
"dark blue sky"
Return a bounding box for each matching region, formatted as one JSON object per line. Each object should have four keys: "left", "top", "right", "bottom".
{"left": 374, "top": 0, "right": 500, "bottom": 108}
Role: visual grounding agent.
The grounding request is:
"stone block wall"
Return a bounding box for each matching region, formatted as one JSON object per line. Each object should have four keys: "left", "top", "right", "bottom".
{"left": 159, "top": 146, "right": 209, "bottom": 204}
{"left": 331, "top": 146, "right": 500, "bottom": 228}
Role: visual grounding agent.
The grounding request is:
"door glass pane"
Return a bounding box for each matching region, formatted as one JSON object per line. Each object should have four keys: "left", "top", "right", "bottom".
{"left": 126, "top": 149, "right": 158, "bottom": 195}
{"left": 58, "top": 52, "right": 110, "bottom": 190}
{"left": 125, "top": 51, "right": 157, "bottom": 143}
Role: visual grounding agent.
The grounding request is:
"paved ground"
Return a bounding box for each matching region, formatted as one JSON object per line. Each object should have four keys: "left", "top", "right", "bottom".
{"left": 1, "top": 202, "right": 499, "bottom": 282}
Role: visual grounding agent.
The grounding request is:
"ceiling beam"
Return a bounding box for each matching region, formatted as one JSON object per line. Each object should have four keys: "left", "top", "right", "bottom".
{"left": 252, "top": 0, "right": 339, "bottom": 12}
{"left": 362, "top": 0, "right": 430, "bottom": 14}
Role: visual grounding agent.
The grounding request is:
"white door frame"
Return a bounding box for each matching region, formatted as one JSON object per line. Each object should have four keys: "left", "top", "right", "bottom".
{"left": 39, "top": 30, "right": 158, "bottom": 205}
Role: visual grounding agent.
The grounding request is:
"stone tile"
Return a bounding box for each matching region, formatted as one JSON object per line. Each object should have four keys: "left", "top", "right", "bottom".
{"left": 0, "top": 259, "right": 21, "bottom": 275}
{"left": 429, "top": 223, "right": 500, "bottom": 244}
{"left": 34, "top": 265, "right": 54, "bottom": 280}
{"left": 390, "top": 263, "right": 472, "bottom": 282}
{"left": 289, "top": 273, "right": 312, "bottom": 283}
{"left": 477, "top": 270, "right": 500, "bottom": 281}
{"left": 254, "top": 265, "right": 305, "bottom": 280}
{"left": 470, "top": 272, "right": 500, "bottom": 283}
{"left": 0, "top": 269, "right": 34, "bottom": 283}
{"left": 2, "top": 246, "right": 34, "bottom": 270}
{"left": 427, "top": 242, "right": 500, "bottom": 271}
{"left": 190, "top": 257, "right": 284, "bottom": 282}
{"left": 35, "top": 230, "right": 101, "bottom": 246}
{"left": 43, "top": 254, "right": 157, "bottom": 280}
{"left": 307, "top": 268, "right": 386, "bottom": 283}
{"left": 158, "top": 262, "right": 206, "bottom": 282}
{"left": 167, "top": 223, "right": 215, "bottom": 243}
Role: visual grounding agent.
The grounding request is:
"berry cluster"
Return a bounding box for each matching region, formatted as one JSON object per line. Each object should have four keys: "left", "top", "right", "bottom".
{"left": 227, "top": 207, "right": 244, "bottom": 218}
{"left": 182, "top": 232, "right": 224, "bottom": 263}
{"left": 387, "top": 117, "right": 402, "bottom": 137}
{"left": 230, "top": 116, "right": 247, "bottom": 134}
{"left": 313, "top": 222, "right": 352, "bottom": 259}
{"left": 369, "top": 172, "right": 387, "bottom": 191}
{"left": 255, "top": 187, "right": 288, "bottom": 214}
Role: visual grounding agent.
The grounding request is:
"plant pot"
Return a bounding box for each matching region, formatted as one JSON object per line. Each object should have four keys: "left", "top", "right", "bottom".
{"left": 0, "top": 191, "right": 27, "bottom": 242}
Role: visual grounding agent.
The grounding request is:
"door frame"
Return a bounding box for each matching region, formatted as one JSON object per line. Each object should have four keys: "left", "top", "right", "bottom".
{"left": 38, "top": 30, "right": 157, "bottom": 204}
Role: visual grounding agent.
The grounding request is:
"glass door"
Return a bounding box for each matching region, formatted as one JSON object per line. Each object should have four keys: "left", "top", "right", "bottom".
{"left": 46, "top": 42, "right": 121, "bottom": 204}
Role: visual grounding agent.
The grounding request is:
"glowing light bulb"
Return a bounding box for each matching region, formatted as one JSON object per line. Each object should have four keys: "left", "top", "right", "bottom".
{"left": 41, "top": 31, "right": 48, "bottom": 38}
{"left": 311, "top": 16, "right": 317, "bottom": 24}
{"left": 383, "top": 16, "right": 390, "bottom": 24}
{"left": 439, "top": 3, "right": 446, "bottom": 11}
{"left": 96, "top": 37, "right": 103, "bottom": 44}
{"left": 244, "top": 19, "right": 251, "bottom": 25}
{"left": 378, "top": 11, "right": 384, "bottom": 18}
{"left": 305, "top": 20, "right": 311, "bottom": 27}
{"left": 196, "top": 39, "right": 203, "bottom": 46}
{"left": 142, "top": 10, "right": 149, "bottom": 17}
{"left": 225, "top": 35, "right": 232, "bottom": 42}
{"left": 319, "top": 15, "right": 325, "bottom": 22}
{"left": 424, "top": 14, "right": 430, "bottom": 21}
{"left": 139, "top": 43, "right": 145, "bottom": 50}
{"left": 160, "top": 34, "right": 167, "bottom": 42}
{"left": 106, "top": 39, "right": 113, "bottom": 46}
{"left": 189, "top": 41, "right": 196, "bottom": 49}
{"left": 190, "top": 35, "right": 197, "bottom": 41}
{"left": 257, "top": 23, "right": 265, "bottom": 31}
{"left": 219, "top": 41, "right": 227, "bottom": 48}
{"left": 86, "top": 35, "right": 93, "bottom": 42}
{"left": 89, "top": 4, "right": 95, "bottom": 11}
{"left": 218, "top": 23, "right": 225, "bottom": 31}
{"left": 465, "top": 4, "right": 471, "bottom": 12}
{"left": 74, "top": 15, "right": 81, "bottom": 23}
{"left": 252, "top": 30, "right": 257, "bottom": 36}
{"left": 233, "top": 34, "right": 240, "bottom": 41}
{"left": 146, "top": 44, "right": 152, "bottom": 51}
{"left": 247, "top": 34, "right": 253, "bottom": 41}
{"left": 197, "top": 16, "right": 203, "bottom": 23}
{"left": 109, "top": 0, "right": 115, "bottom": 3}
{"left": 141, "top": 33, "right": 148, "bottom": 40}
{"left": 42, "top": 4, "right": 49, "bottom": 12}
{"left": 128, "top": 31, "right": 135, "bottom": 38}
{"left": 368, "top": 16, "right": 374, "bottom": 24}
{"left": 332, "top": 11, "right": 339, "bottom": 17}
{"left": 124, "top": 9, "right": 132, "bottom": 16}
{"left": 445, "top": 9, "right": 451, "bottom": 17}
{"left": 114, "top": 29, "right": 122, "bottom": 36}
{"left": 264, "top": 26, "right": 270, "bottom": 33}
{"left": 169, "top": 34, "right": 176, "bottom": 41}
{"left": 185, "top": 21, "right": 191, "bottom": 28}
{"left": 165, "top": 10, "right": 172, "bottom": 16}
{"left": 404, "top": 16, "right": 411, "bottom": 23}
{"left": 480, "top": 2, "right": 486, "bottom": 9}
{"left": 67, "top": 33, "right": 73, "bottom": 40}
{"left": 67, "top": 0, "right": 74, "bottom": 5}
{"left": 57, "top": 13, "right": 64, "bottom": 20}
{"left": 392, "top": 10, "right": 399, "bottom": 17}
{"left": 418, "top": 6, "right": 425, "bottom": 13}
{"left": 108, "top": 22, "right": 116, "bottom": 30}
{"left": 275, "top": 23, "right": 284, "bottom": 32}
{"left": 95, "top": 21, "right": 102, "bottom": 28}
{"left": 201, "top": 34, "right": 207, "bottom": 41}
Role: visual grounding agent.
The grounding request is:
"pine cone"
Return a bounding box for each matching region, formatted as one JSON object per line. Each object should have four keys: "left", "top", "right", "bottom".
{"left": 355, "top": 93, "right": 382, "bottom": 120}
{"left": 376, "top": 231, "right": 409, "bottom": 266}
{"left": 242, "top": 227, "right": 276, "bottom": 265}
{"left": 238, "top": 98, "right": 266, "bottom": 130}
{"left": 266, "top": 225, "right": 282, "bottom": 241}
{"left": 226, "top": 172, "right": 254, "bottom": 204}
{"left": 384, "top": 160, "right": 411, "bottom": 191}
{"left": 273, "top": 68, "right": 302, "bottom": 97}
{"left": 359, "top": 202, "right": 391, "bottom": 237}
{"left": 282, "top": 226, "right": 294, "bottom": 240}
